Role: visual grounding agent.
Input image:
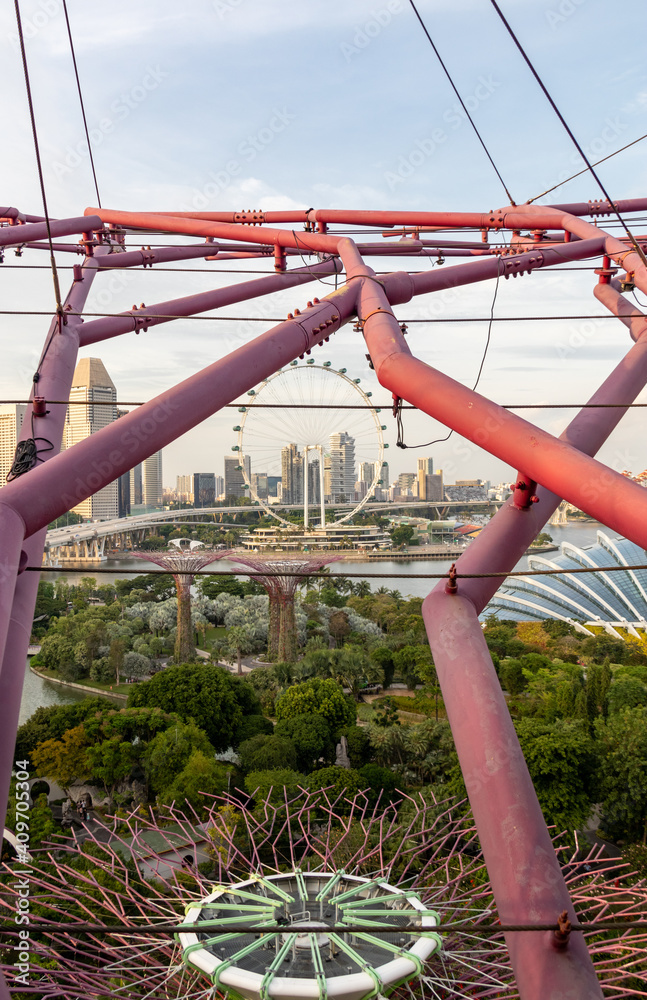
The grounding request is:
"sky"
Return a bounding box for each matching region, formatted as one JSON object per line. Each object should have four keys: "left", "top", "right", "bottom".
{"left": 1, "top": 0, "right": 647, "bottom": 494}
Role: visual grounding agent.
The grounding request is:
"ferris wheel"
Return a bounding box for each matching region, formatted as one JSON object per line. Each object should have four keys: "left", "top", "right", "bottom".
{"left": 232, "top": 361, "right": 386, "bottom": 527}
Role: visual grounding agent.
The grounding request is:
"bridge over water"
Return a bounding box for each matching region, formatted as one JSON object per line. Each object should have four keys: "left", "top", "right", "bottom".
{"left": 43, "top": 500, "right": 497, "bottom": 565}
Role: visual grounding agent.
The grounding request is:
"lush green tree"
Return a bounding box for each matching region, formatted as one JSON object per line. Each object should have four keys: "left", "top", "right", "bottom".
{"left": 390, "top": 525, "right": 415, "bottom": 547}
{"left": 275, "top": 678, "right": 356, "bottom": 738}
{"left": 221, "top": 624, "right": 256, "bottom": 673}
{"left": 32, "top": 725, "right": 92, "bottom": 792}
{"left": 370, "top": 645, "right": 395, "bottom": 688}
{"left": 392, "top": 645, "right": 431, "bottom": 690}
{"left": 581, "top": 634, "right": 628, "bottom": 664}
{"left": 306, "top": 766, "right": 362, "bottom": 805}
{"left": 144, "top": 719, "right": 215, "bottom": 796}
{"left": 160, "top": 751, "right": 235, "bottom": 817}
{"left": 542, "top": 619, "right": 576, "bottom": 638}
{"left": 275, "top": 714, "right": 334, "bottom": 771}
{"left": 340, "top": 725, "right": 372, "bottom": 769}
{"left": 499, "top": 658, "right": 528, "bottom": 696}
{"left": 607, "top": 676, "right": 647, "bottom": 714}
{"left": 31, "top": 581, "right": 66, "bottom": 636}
{"left": 596, "top": 707, "right": 647, "bottom": 843}
{"left": 116, "top": 573, "right": 177, "bottom": 601}
{"left": 128, "top": 662, "right": 243, "bottom": 749}
{"left": 85, "top": 738, "right": 137, "bottom": 800}
{"left": 515, "top": 718, "right": 598, "bottom": 834}
{"left": 244, "top": 768, "right": 306, "bottom": 803}
{"left": 238, "top": 734, "right": 297, "bottom": 773}
{"left": 373, "top": 696, "right": 401, "bottom": 728}
{"left": 319, "top": 587, "right": 347, "bottom": 609}
{"left": 329, "top": 647, "right": 382, "bottom": 701}
{"left": 231, "top": 714, "right": 273, "bottom": 748}
{"left": 15, "top": 698, "right": 115, "bottom": 761}
{"left": 358, "top": 763, "right": 398, "bottom": 804}
{"left": 121, "top": 651, "right": 151, "bottom": 680}
{"left": 328, "top": 610, "right": 352, "bottom": 646}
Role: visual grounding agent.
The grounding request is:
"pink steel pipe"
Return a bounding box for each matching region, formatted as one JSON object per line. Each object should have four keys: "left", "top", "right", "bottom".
{"left": 80, "top": 258, "right": 342, "bottom": 345}
{"left": 0, "top": 285, "right": 358, "bottom": 542}
{"left": 0, "top": 214, "right": 101, "bottom": 247}
{"left": 85, "top": 207, "right": 341, "bottom": 255}
{"left": 0, "top": 257, "right": 102, "bottom": 847}
{"left": 422, "top": 593, "right": 603, "bottom": 1000}
{"left": 340, "top": 245, "right": 605, "bottom": 997}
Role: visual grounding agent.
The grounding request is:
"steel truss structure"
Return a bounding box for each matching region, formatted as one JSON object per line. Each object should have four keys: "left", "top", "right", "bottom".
{"left": 2, "top": 197, "right": 647, "bottom": 998}
{"left": 1, "top": 789, "right": 645, "bottom": 998}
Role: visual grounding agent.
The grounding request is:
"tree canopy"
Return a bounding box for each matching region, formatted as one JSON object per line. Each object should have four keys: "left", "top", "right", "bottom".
{"left": 127, "top": 662, "right": 245, "bottom": 748}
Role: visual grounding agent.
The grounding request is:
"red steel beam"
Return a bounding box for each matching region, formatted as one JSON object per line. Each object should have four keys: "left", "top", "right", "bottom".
{"left": 80, "top": 258, "right": 342, "bottom": 345}
{"left": 0, "top": 214, "right": 102, "bottom": 247}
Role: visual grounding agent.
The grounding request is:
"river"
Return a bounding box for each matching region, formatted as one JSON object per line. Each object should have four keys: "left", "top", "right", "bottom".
{"left": 21, "top": 518, "right": 609, "bottom": 722}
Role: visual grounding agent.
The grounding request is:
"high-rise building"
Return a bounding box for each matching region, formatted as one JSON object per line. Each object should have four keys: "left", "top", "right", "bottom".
{"left": 0, "top": 404, "right": 27, "bottom": 485}
{"left": 64, "top": 358, "right": 118, "bottom": 520}
{"left": 326, "top": 432, "right": 355, "bottom": 502}
{"left": 224, "top": 455, "right": 248, "bottom": 500}
{"left": 424, "top": 472, "right": 444, "bottom": 501}
{"left": 142, "top": 452, "right": 163, "bottom": 508}
{"left": 251, "top": 472, "right": 269, "bottom": 500}
{"left": 359, "top": 461, "right": 374, "bottom": 484}
{"left": 417, "top": 457, "right": 434, "bottom": 500}
{"left": 129, "top": 452, "right": 163, "bottom": 510}
{"left": 193, "top": 472, "right": 216, "bottom": 508}
{"left": 214, "top": 475, "right": 224, "bottom": 499}
{"left": 307, "top": 456, "right": 320, "bottom": 505}
{"left": 130, "top": 463, "right": 143, "bottom": 506}
{"left": 281, "top": 444, "right": 303, "bottom": 504}
{"left": 176, "top": 474, "right": 193, "bottom": 502}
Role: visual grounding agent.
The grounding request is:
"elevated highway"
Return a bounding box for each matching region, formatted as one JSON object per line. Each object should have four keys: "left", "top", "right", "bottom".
{"left": 43, "top": 500, "right": 497, "bottom": 565}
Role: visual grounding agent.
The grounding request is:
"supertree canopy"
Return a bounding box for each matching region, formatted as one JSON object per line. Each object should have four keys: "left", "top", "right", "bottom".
{"left": 1, "top": 789, "right": 645, "bottom": 999}
{"left": 228, "top": 554, "right": 339, "bottom": 662}
{"left": 131, "top": 549, "right": 230, "bottom": 663}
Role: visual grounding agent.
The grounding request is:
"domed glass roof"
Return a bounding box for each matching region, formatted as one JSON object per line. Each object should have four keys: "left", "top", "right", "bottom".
{"left": 485, "top": 530, "right": 647, "bottom": 638}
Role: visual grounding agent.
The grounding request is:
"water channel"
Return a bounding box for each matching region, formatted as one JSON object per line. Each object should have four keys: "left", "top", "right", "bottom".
{"left": 21, "top": 518, "right": 612, "bottom": 723}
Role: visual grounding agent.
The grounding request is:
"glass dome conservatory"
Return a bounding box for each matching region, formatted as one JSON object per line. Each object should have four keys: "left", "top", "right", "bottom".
{"left": 485, "top": 530, "right": 647, "bottom": 638}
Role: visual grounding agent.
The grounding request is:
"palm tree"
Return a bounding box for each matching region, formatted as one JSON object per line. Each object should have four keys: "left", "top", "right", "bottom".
{"left": 353, "top": 580, "right": 371, "bottom": 598}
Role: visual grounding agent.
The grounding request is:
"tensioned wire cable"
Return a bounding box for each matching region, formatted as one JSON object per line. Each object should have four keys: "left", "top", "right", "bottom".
{"left": 3, "top": 311, "right": 647, "bottom": 322}
{"left": 62, "top": 0, "right": 101, "bottom": 209}
{"left": 488, "top": 0, "right": 647, "bottom": 272}
{"left": 2, "top": 918, "right": 645, "bottom": 936}
{"left": 13, "top": 0, "right": 63, "bottom": 315}
{"left": 28, "top": 563, "right": 647, "bottom": 581}
{"left": 528, "top": 131, "right": 647, "bottom": 204}
{"left": 406, "top": 0, "right": 517, "bottom": 205}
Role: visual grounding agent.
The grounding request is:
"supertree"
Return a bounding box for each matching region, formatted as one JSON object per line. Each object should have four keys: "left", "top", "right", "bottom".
{"left": 131, "top": 549, "right": 230, "bottom": 663}
{"left": 228, "top": 554, "right": 339, "bottom": 662}
{"left": 1, "top": 789, "right": 645, "bottom": 998}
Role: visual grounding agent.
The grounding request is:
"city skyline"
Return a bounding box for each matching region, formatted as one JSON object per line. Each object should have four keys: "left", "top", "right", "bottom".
{"left": 3, "top": 2, "right": 646, "bottom": 490}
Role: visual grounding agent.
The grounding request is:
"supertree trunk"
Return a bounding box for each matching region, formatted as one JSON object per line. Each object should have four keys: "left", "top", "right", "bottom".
{"left": 174, "top": 574, "right": 196, "bottom": 663}
{"left": 278, "top": 593, "right": 297, "bottom": 663}
{"left": 268, "top": 592, "right": 280, "bottom": 659}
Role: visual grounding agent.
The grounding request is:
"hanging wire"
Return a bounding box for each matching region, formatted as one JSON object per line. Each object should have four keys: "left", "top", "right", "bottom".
{"left": 396, "top": 258, "right": 502, "bottom": 449}
{"left": 62, "top": 0, "right": 102, "bottom": 208}
{"left": 406, "top": 0, "right": 517, "bottom": 206}
{"left": 13, "top": 0, "right": 63, "bottom": 316}
{"left": 488, "top": 0, "right": 647, "bottom": 271}
{"left": 528, "top": 131, "right": 647, "bottom": 204}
